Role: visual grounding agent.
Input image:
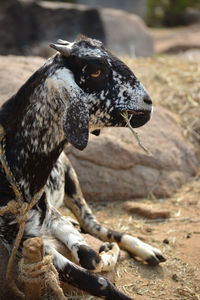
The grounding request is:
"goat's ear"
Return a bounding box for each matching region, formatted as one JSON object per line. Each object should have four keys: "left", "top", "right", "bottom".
{"left": 47, "top": 68, "right": 89, "bottom": 150}
{"left": 63, "top": 93, "right": 89, "bottom": 151}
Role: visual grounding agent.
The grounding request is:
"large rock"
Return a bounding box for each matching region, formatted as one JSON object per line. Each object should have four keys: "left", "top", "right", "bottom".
{"left": 0, "top": 55, "right": 45, "bottom": 106}
{"left": 101, "top": 8, "right": 153, "bottom": 56}
{"left": 0, "top": 55, "right": 198, "bottom": 200}
{"left": 77, "top": 0, "right": 148, "bottom": 19}
{"left": 67, "top": 106, "right": 198, "bottom": 201}
{"left": 0, "top": 0, "right": 153, "bottom": 57}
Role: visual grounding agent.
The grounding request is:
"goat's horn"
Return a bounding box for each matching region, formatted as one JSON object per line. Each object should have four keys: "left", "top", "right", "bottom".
{"left": 49, "top": 43, "right": 71, "bottom": 57}
{"left": 57, "top": 39, "right": 70, "bottom": 45}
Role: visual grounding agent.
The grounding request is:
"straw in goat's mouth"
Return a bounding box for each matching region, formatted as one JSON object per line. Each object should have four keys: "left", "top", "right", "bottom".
{"left": 120, "top": 111, "right": 150, "bottom": 154}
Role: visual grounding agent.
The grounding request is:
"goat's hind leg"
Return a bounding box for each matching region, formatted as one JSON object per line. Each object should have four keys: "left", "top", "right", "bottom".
{"left": 63, "top": 155, "right": 166, "bottom": 266}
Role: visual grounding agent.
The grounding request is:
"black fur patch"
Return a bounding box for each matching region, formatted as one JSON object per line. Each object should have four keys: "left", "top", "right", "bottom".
{"left": 36, "top": 192, "right": 47, "bottom": 225}
{"left": 64, "top": 166, "right": 77, "bottom": 197}
{"left": 107, "top": 230, "right": 122, "bottom": 243}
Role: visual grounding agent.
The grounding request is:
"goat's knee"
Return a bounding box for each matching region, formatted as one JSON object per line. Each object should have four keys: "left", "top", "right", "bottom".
{"left": 77, "top": 244, "right": 100, "bottom": 269}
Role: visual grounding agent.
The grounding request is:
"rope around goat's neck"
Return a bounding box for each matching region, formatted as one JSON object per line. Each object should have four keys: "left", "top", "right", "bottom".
{"left": 0, "top": 124, "right": 44, "bottom": 299}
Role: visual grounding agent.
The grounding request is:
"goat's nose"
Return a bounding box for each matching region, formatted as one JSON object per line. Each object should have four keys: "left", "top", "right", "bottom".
{"left": 143, "top": 95, "right": 152, "bottom": 105}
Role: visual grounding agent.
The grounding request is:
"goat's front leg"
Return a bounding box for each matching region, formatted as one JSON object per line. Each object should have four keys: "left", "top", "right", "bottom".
{"left": 63, "top": 155, "right": 166, "bottom": 266}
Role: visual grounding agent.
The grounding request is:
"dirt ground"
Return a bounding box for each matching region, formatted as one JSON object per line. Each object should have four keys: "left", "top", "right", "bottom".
{"left": 90, "top": 180, "right": 200, "bottom": 300}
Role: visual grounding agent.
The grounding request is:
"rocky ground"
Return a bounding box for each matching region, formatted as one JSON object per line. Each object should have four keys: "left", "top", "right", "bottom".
{"left": 1, "top": 25, "right": 200, "bottom": 300}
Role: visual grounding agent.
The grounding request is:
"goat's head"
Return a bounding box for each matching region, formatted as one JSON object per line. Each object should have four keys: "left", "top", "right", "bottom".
{"left": 49, "top": 36, "right": 152, "bottom": 150}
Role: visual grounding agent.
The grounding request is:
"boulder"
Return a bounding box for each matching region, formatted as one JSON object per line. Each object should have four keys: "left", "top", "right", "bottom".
{"left": 101, "top": 8, "right": 153, "bottom": 56}
{"left": 0, "top": 0, "right": 153, "bottom": 57}
{"left": 77, "top": 0, "right": 148, "bottom": 19}
{"left": 67, "top": 106, "right": 198, "bottom": 201}
{"left": 0, "top": 55, "right": 45, "bottom": 106}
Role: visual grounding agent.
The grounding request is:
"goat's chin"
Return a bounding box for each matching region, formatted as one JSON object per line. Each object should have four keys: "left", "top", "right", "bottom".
{"left": 111, "top": 109, "right": 151, "bottom": 128}
{"left": 129, "top": 112, "right": 151, "bottom": 128}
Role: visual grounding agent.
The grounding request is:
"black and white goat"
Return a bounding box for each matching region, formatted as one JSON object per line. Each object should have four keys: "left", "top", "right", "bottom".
{"left": 0, "top": 36, "right": 165, "bottom": 299}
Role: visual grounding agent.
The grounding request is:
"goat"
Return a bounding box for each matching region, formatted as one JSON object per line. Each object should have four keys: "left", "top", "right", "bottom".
{"left": 0, "top": 36, "right": 165, "bottom": 299}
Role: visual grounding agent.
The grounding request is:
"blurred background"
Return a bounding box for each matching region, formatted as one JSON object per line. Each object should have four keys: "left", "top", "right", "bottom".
{"left": 1, "top": 0, "right": 200, "bottom": 57}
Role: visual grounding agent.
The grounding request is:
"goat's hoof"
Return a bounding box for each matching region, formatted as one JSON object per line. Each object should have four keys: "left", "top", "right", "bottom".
{"left": 144, "top": 246, "right": 166, "bottom": 266}
{"left": 122, "top": 235, "right": 166, "bottom": 266}
{"left": 146, "top": 253, "right": 166, "bottom": 266}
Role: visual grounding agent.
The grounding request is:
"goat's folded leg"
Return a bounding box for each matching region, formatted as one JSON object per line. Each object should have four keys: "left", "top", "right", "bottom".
{"left": 63, "top": 155, "right": 166, "bottom": 266}
{"left": 44, "top": 241, "right": 133, "bottom": 300}
{"left": 46, "top": 206, "right": 120, "bottom": 272}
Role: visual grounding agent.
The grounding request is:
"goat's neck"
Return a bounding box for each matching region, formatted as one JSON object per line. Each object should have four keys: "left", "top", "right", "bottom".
{"left": 4, "top": 71, "right": 67, "bottom": 201}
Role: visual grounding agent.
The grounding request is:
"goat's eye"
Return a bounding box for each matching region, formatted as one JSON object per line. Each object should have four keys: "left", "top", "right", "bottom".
{"left": 90, "top": 70, "right": 101, "bottom": 78}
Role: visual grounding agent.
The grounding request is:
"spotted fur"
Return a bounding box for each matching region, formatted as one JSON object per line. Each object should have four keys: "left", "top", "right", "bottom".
{"left": 0, "top": 36, "right": 165, "bottom": 299}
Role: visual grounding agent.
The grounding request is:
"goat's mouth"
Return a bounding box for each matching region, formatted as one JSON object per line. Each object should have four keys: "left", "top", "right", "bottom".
{"left": 126, "top": 110, "right": 146, "bottom": 116}
{"left": 121, "top": 109, "right": 151, "bottom": 128}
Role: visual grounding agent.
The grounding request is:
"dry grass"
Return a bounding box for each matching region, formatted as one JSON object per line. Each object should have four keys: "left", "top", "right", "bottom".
{"left": 90, "top": 196, "right": 200, "bottom": 300}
